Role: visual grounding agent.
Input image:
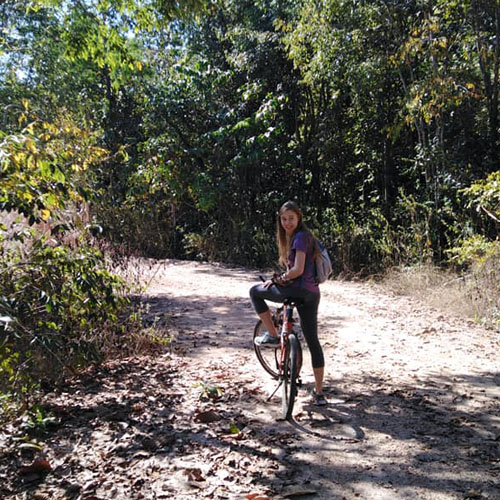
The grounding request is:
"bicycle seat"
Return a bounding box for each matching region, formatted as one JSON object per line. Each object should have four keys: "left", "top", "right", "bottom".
{"left": 283, "top": 297, "right": 305, "bottom": 307}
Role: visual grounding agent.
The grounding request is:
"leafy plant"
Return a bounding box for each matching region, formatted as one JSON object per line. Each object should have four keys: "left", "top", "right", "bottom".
{"left": 22, "top": 405, "right": 59, "bottom": 432}
{"left": 194, "top": 380, "right": 224, "bottom": 401}
{"left": 0, "top": 237, "right": 141, "bottom": 420}
{"left": 461, "top": 171, "right": 500, "bottom": 227}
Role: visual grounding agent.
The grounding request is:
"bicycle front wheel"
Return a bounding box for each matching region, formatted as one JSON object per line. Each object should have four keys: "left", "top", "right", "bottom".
{"left": 253, "top": 320, "right": 279, "bottom": 379}
{"left": 282, "top": 333, "right": 298, "bottom": 420}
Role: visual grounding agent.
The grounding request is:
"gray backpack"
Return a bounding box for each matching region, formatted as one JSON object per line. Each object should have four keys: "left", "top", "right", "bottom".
{"left": 314, "top": 240, "right": 333, "bottom": 284}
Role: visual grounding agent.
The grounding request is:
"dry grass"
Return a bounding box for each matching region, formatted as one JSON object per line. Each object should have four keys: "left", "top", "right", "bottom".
{"left": 101, "top": 254, "right": 174, "bottom": 354}
{"left": 105, "top": 254, "right": 166, "bottom": 293}
{"left": 381, "top": 261, "right": 500, "bottom": 330}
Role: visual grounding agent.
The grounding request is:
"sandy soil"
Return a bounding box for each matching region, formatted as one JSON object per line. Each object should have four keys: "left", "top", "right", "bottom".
{"left": 141, "top": 259, "right": 499, "bottom": 500}
{"left": 2, "top": 258, "right": 498, "bottom": 500}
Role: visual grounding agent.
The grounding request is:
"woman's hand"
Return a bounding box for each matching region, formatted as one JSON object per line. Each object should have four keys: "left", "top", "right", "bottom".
{"left": 271, "top": 272, "right": 290, "bottom": 286}
{"left": 260, "top": 272, "right": 290, "bottom": 288}
{"left": 263, "top": 279, "right": 274, "bottom": 289}
{"left": 259, "top": 275, "right": 275, "bottom": 289}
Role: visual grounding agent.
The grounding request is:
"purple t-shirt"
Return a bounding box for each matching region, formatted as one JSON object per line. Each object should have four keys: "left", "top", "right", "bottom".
{"left": 288, "top": 231, "right": 319, "bottom": 294}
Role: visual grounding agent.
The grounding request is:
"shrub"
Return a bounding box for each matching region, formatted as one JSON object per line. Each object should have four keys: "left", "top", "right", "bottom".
{"left": 447, "top": 237, "right": 500, "bottom": 329}
{"left": 0, "top": 237, "right": 137, "bottom": 419}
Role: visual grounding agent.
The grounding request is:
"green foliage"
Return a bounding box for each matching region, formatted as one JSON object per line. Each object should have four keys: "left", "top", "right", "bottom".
{"left": 448, "top": 235, "right": 499, "bottom": 266}
{"left": 461, "top": 171, "right": 500, "bottom": 222}
{"left": 0, "top": 239, "right": 134, "bottom": 411}
{"left": 22, "top": 404, "right": 58, "bottom": 432}
{"left": 194, "top": 380, "right": 224, "bottom": 401}
{"left": 2, "top": 0, "right": 500, "bottom": 325}
{"left": 0, "top": 112, "right": 105, "bottom": 225}
{"left": 318, "top": 206, "right": 394, "bottom": 276}
{"left": 450, "top": 171, "right": 500, "bottom": 265}
{"left": 0, "top": 45, "right": 140, "bottom": 421}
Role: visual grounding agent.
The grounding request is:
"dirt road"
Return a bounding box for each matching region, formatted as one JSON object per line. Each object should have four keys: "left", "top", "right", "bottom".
{"left": 3, "top": 259, "right": 498, "bottom": 500}
{"left": 142, "top": 260, "right": 499, "bottom": 500}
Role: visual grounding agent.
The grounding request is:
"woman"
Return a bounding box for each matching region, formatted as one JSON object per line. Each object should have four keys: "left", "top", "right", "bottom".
{"left": 249, "top": 201, "right": 326, "bottom": 406}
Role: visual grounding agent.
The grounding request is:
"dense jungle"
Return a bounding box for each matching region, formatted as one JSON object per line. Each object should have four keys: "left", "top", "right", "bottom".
{"left": 0, "top": 2, "right": 499, "bottom": 497}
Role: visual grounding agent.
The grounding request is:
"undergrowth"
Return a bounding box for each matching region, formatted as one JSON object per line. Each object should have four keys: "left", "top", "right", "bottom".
{"left": 0, "top": 232, "right": 169, "bottom": 424}
{"left": 381, "top": 253, "right": 500, "bottom": 330}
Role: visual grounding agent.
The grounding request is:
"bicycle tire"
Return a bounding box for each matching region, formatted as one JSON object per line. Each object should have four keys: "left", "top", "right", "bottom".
{"left": 282, "top": 333, "right": 298, "bottom": 420}
{"left": 292, "top": 327, "right": 303, "bottom": 374}
{"left": 253, "top": 320, "right": 279, "bottom": 379}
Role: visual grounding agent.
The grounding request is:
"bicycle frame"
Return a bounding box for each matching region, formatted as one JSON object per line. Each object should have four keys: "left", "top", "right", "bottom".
{"left": 253, "top": 282, "right": 304, "bottom": 419}
{"left": 262, "top": 299, "right": 302, "bottom": 398}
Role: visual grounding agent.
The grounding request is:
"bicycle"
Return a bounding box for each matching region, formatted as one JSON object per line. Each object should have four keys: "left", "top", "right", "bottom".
{"left": 253, "top": 294, "right": 304, "bottom": 420}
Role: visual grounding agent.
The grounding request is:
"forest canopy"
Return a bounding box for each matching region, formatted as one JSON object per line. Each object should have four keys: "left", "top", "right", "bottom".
{"left": 2, "top": 0, "right": 499, "bottom": 269}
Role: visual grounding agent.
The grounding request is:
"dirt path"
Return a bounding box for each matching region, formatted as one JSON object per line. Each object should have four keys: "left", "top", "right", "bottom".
{"left": 2, "top": 259, "right": 499, "bottom": 500}
{"left": 143, "top": 260, "right": 499, "bottom": 500}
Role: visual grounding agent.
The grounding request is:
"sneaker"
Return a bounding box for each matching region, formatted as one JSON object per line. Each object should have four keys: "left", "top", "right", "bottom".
{"left": 254, "top": 332, "right": 280, "bottom": 347}
{"left": 311, "top": 391, "right": 327, "bottom": 406}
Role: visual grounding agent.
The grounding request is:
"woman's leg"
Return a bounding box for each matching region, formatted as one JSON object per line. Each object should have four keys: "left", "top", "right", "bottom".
{"left": 250, "top": 283, "right": 288, "bottom": 337}
{"left": 259, "top": 309, "right": 278, "bottom": 337}
{"left": 297, "top": 294, "right": 325, "bottom": 394}
{"left": 313, "top": 366, "right": 324, "bottom": 395}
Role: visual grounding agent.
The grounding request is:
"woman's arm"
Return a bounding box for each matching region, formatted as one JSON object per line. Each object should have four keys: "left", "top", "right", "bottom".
{"left": 282, "top": 250, "right": 306, "bottom": 281}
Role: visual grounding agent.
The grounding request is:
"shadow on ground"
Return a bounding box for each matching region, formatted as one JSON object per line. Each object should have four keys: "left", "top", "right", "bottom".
{"left": 131, "top": 290, "right": 500, "bottom": 499}
{"left": 5, "top": 281, "right": 497, "bottom": 500}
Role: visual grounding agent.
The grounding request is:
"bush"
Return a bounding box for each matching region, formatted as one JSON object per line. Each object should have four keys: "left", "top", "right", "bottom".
{"left": 447, "top": 237, "right": 500, "bottom": 329}
{"left": 0, "top": 236, "right": 138, "bottom": 419}
{"left": 318, "top": 207, "right": 393, "bottom": 277}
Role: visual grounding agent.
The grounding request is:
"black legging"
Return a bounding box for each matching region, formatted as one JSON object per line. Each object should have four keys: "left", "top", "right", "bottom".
{"left": 249, "top": 283, "right": 324, "bottom": 369}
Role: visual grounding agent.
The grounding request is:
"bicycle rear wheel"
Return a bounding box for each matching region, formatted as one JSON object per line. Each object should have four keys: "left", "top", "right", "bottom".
{"left": 282, "top": 333, "right": 298, "bottom": 420}
{"left": 253, "top": 320, "right": 279, "bottom": 379}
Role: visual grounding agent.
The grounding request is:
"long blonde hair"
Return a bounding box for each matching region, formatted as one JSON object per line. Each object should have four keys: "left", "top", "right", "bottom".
{"left": 276, "top": 201, "right": 318, "bottom": 268}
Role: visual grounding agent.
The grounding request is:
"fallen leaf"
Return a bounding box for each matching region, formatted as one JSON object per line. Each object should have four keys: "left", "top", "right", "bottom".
{"left": 220, "top": 431, "right": 244, "bottom": 440}
{"left": 18, "top": 458, "right": 52, "bottom": 475}
{"left": 183, "top": 468, "right": 205, "bottom": 482}
{"left": 282, "top": 484, "right": 317, "bottom": 497}
{"left": 464, "top": 490, "right": 483, "bottom": 500}
{"left": 18, "top": 442, "right": 44, "bottom": 452}
{"left": 246, "top": 494, "right": 271, "bottom": 500}
{"left": 194, "top": 410, "right": 221, "bottom": 423}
